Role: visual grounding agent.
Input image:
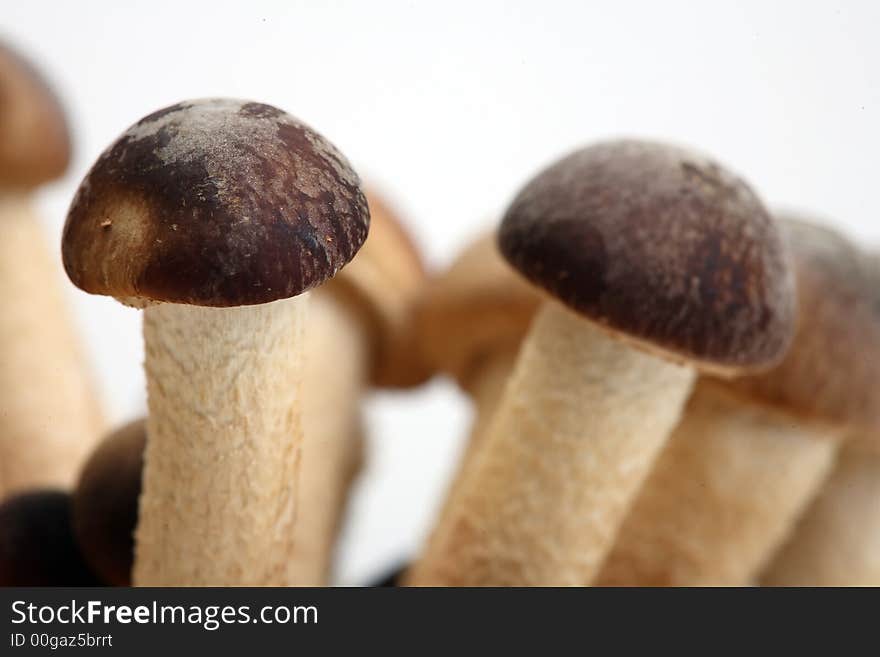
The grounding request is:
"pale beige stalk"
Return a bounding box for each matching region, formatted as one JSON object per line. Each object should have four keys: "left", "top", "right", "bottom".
{"left": 458, "top": 348, "right": 519, "bottom": 450}
{"left": 760, "top": 444, "right": 880, "bottom": 586}
{"left": 597, "top": 383, "right": 839, "bottom": 586}
{"left": 285, "top": 189, "right": 427, "bottom": 584}
{"left": 289, "top": 292, "right": 368, "bottom": 585}
{"left": 0, "top": 192, "right": 103, "bottom": 497}
{"left": 133, "top": 295, "right": 307, "bottom": 586}
{"left": 408, "top": 303, "right": 695, "bottom": 586}
{"left": 407, "top": 347, "right": 519, "bottom": 584}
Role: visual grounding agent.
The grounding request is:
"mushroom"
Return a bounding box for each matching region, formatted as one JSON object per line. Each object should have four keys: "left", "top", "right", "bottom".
{"left": 62, "top": 98, "right": 369, "bottom": 585}
{"left": 760, "top": 251, "right": 880, "bottom": 586}
{"left": 415, "top": 233, "right": 539, "bottom": 446}
{"left": 598, "top": 216, "right": 878, "bottom": 586}
{"left": 291, "top": 189, "right": 428, "bottom": 585}
{"left": 403, "top": 233, "right": 538, "bottom": 584}
{"left": 72, "top": 419, "right": 146, "bottom": 587}
{"left": 0, "top": 41, "right": 104, "bottom": 497}
{"left": 62, "top": 193, "right": 424, "bottom": 587}
{"left": 0, "top": 490, "right": 100, "bottom": 586}
{"left": 760, "top": 438, "right": 880, "bottom": 586}
{"left": 408, "top": 140, "right": 795, "bottom": 585}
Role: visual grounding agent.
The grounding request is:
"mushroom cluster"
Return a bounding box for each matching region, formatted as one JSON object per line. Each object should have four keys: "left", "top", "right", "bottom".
{"left": 1, "top": 39, "right": 879, "bottom": 588}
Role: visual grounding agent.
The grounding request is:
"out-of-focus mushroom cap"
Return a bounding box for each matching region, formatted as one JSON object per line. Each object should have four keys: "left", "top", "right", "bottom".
{"left": 0, "top": 490, "right": 99, "bottom": 586}
{"left": 72, "top": 419, "right": 146, "bottom": 587}
{"left": 0, "top": 41, "right": 70, "bottom": 187}
{"left": 326, "top": 189, "right": 432, "bottom": 387}
{"left": 499, "top": 139, "right": 796, "bottom": 375}
{"left": 721, "top": 217, "right": 880, "bottom": 431}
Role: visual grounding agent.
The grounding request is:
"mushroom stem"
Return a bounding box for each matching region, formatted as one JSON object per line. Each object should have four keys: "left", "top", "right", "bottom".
{"left": 408, "top": 302, "right": 694, "bottom": 586}
{"left": 458, "top": 348, "right": 520, "bottom": 451}
{"left": 760, "top": 446, "right": 880, "bottom": 586}
{"left": 133, "top": 294, "right": 308, "bottom": 586}
{"left": 289, "top": 292, "right": 368, "bottom": 585}
{"left": 0, "top": 191, "right": 103, "bottom": 498}
{"left": 406, "top": 348, "right": 518, "bottom": 585}
{"left": 596, "top": 383, "right": 839, "bottom": 586}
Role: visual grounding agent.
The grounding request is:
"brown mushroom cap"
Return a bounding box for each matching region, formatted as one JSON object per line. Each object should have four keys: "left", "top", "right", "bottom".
{"left": 326, "top": 189, "right": 431, "bottom": 387}
{"left": 720, "top": 217, "right": 880, "bottom": 431}
{"left": 0, "top": 490, "right": 99, "bottom": 586}
{"left": 62, "top": 98, "right": 368, "bottom": 307}
{"left": 415, "top": 232, "right": 540, "bottom": 384}
{"left": 499, "top": 139, "right": 796, "bottom": 374}
{"left": 72, "top": 419, "right": 146, "bottom": 587}
{"left": 0, "top": 41, "right": 70, "bottom": 187}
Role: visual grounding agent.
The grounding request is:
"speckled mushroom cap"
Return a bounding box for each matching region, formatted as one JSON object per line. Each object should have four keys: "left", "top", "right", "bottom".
{"left": 415, "top": 232, "right": 540, "bottom": 385}
{"left": 72, "top": 419, "right": 146, "bottom": 587}
{"left": 326, "top": 189, "right": 431, "bottom": 387}
{"left": 499, "top": 140, "right": 795, "bottom": 374}
{"left": 0, "top": 41, "right": 70, "bottom": 187}
{"left": 720, "top": 217, "right": 880, "bottom": 432}
{"left": 62, "top": 98, "right": 368, "bottom": 307}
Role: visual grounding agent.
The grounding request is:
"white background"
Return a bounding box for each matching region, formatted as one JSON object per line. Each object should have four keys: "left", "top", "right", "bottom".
{"left": 4, "top": 1, "right": 878, "bottom": 584}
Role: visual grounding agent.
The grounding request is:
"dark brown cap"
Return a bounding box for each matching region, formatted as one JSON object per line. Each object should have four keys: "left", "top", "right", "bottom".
{"left": 720, "top": 216, "right": 880, "bottom": 431}
{"left": 72, "top": 419, "right": 146, "bottom": 587}
{"left": 326, "top": 189, "right": 432, "bottom": 387}
{"left": 499, "top": 140, "right": 795, "bottom": 373}
{"left": 0, "top": 490, "right": 99, "bottom": 586}
{"left": 0, "top": 41, "right": 70, "bottom": 187}
{"left": 415, "top": 232, "right": 540, "bottom": 384}
{"left": 62, "top": 98, "right": 368, "bottom": 307}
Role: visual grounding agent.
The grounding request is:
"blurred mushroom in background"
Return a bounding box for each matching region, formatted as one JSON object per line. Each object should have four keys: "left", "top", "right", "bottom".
{"left": 0, "top": 40, "right": 104, "bottom": 499}
{"left": 403, "top": 232, "right": 538, "bottom": 583}
{"left": 293, "top": 188, "right": 431, "bottom": 585}
{"left": 759, "top": 249, "right": 880, "bottom": 587}
{"left": 72, "top": 419, "right": 145, "bottom": 587}
{"left": 598, "top": 216, "right": 880, "bottom": 586}
{"left": 0, "top": 490, "right": 100, "bottom": 586}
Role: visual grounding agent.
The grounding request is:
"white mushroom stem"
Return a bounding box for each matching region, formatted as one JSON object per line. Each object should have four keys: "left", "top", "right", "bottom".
{"left": 288, "top": 291, "right": 368, "bottom": 585}
{"left": 133, "top": 294, "right": 308, "bottom": 586}
{"left": 760, "top": 445, "right": 880, "bottom": 586}
{"left": 0, "top": 191, "right": 103, "bottom": 498}
{"left": 596, "top": 383, "right": 839, "bottom": 586}
{"left": 407, "top": 301, "right": 695, "bottom": 586}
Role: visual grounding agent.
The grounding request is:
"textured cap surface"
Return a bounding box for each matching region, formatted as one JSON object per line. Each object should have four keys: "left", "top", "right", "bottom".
{"left": 499, "top": 140, "right": 795, "bottom": 372}
{"left": 0, "top": 41, "right": 70, "bottom": 186}
{"left": 416, "top": 232, "right": 540, "bottom": 382}
{"left": 722, "top": 217, "right": 880, "bottom": 430}
{"left": 72, "top": 419, "right": 145, "bottom": 587}
{"left": 327, "top": 189, "right": 431, "bottom": 387}
{"left": 62, "top": 98, "right": 368, "bottom": 306}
